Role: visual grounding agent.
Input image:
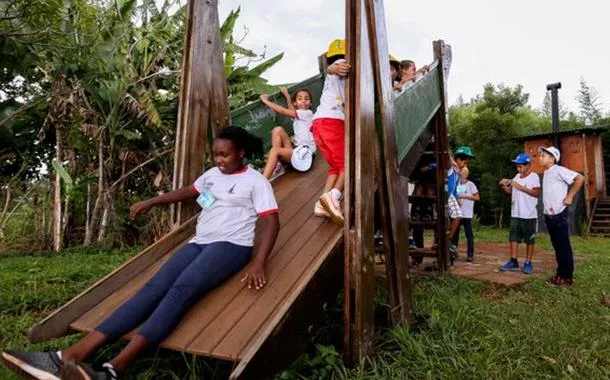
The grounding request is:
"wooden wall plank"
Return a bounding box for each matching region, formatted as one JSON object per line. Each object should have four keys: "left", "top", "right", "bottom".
{"left": 344, "top": 0, "right": 377, "bottom": 363}
{"left": 365, "top": 0, "right": 413, "bottom": 324}
{"left": 172, "top": 0, "right": 230, "bottom": 226}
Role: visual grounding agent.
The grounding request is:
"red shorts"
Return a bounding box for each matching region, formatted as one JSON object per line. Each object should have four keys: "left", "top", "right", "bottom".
{"left": 312, "top": 118, "right": 345, "bottom": 176}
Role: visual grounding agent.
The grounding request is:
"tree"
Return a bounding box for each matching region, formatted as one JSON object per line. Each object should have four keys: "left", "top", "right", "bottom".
{"left": 576, "top": 77, "right": 603, "bottom": 125}
{"left": 539, "top": 91, "right": 567, "bottom": 119}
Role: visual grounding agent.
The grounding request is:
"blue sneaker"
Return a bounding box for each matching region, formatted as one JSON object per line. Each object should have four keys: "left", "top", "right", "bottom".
{"left": 499, "top": 259, "right": 519, "bottom": 271}
{"left": 523, "top": 260, "right": 533, "bottom": 275}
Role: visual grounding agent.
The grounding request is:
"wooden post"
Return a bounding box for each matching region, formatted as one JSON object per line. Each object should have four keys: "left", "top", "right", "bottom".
{"left": 433, "top": 40, "right": 451, "bottom": 271}
{"left": 365, "top": 0, "right": 412, "bottom": 324}
{"left": 344, "top": 0, "right": 377, "bottom": 364}
{"left": 172, "top": 0, "right": 230, "bottom": 226}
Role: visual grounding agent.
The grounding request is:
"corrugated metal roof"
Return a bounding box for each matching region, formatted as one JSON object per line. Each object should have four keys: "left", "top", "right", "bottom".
{"left": 515, "top": 125, "right": 608, "bottom": 140}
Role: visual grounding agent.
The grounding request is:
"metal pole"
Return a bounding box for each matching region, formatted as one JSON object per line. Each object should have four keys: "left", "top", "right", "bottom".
{"left": 546, "top": 82, "right": 562, "bottom": 148}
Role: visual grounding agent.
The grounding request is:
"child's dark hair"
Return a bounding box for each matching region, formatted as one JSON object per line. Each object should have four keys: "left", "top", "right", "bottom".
{"left": 291, "top": 88, "right": 313, "bottom": 104}
{"left": 401, "top": 60, "right": 415, "bottom": 71}
{"left": 390, "top": 61, "right": 401, "bottom": 72}
{"left": 327, "top": 54, "right": 345, "bottom": 66}
{"left": 216, "top": 126, "right": 264, "bottom": 159}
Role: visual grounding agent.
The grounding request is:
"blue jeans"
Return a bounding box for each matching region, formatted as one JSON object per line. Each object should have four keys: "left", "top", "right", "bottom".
{"left": 452, "top": 218, "right": 474, "bottom": 257}
{"left": 544, "top": 208, "right": 574, "bottom": 280}
{"left": 96, "top": 242, "right": 252, "bottom": 343}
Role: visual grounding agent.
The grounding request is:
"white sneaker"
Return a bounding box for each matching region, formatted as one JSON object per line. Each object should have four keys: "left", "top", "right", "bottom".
{"left": 320, "top": 192, "right": 344, "bottom": 225}
{"left": 269, "top": 163, "right": 286, "bottom": 182}
{"left": 314, "top": 201, "right": 330, "bottom": 217}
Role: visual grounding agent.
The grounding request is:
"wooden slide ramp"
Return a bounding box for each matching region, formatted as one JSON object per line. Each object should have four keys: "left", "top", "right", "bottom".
{"left": 28, "top": 159, "right": 344, "bottom": 379}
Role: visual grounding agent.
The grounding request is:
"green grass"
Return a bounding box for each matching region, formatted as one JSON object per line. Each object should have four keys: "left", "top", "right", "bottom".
{"left": 1, "top": 229, "right": 609, "bottom": 379}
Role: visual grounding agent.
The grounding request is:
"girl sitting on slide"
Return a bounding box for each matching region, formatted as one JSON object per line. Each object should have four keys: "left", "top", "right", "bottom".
{"left": 1, "top": 127, "right": 280, "bottom": 380}
{"left": 260, "top": 87, "right": 316, "bottom": 181}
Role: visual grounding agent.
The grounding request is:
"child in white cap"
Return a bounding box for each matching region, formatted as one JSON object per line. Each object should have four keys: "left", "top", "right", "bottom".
{"left": 538, "top": 146, "right": 584, "bottom": 286}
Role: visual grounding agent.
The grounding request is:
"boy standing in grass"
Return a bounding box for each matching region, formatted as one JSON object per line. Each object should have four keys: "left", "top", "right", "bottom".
{"left": 498, "top": 153, "right": 540, "bottom": 274}
{"left": 538, "top": 146, "right": 584, "bottom": 286}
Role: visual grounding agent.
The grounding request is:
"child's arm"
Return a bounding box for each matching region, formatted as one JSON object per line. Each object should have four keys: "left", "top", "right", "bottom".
{"left": 511, "top": 181, "right": 540, "bottom": 198}
{"left": 260, "top": 94, "right": 296, "bottom": 118}
{"left": 327, "top": 61, "right": 351, "bottom": 76}
{"left": 563, "top": 174, "right": 585, "bottom": 206}
{"left": 241, "top": 212, "right": 280, "bottom": 290}
{"left": 130, "top": 186, "right": 198, "bottom": 219}
{"left": 499, "top": 179, "right": 512, "bottom": 194}
{"left": 279, "top": 87, "right": 295, "bottom": 112}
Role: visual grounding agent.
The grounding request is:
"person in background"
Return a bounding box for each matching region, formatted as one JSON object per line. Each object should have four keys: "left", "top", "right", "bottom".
{"left": 498, "top": 153, "right": 540, "bottom": 274}
{"left": 453, "top": 166, "right": 480, "bottom": 262}
{"left": 447, "top": 146, "right": 475, "bottom": 265}
{"left": 260, "top": 87, "right": 316, "bottom": 181}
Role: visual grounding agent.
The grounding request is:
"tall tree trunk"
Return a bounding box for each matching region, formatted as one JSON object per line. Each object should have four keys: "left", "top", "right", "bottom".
{"left": 84, "top": 130, "right": 105, "bottom": 245}
{"left": 52, "top": 136, "right": 64, "bottom": 251}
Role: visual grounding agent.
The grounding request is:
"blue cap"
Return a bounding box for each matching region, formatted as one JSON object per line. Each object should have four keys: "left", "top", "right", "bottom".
{"left": 512, "top": 153, "right": 531, "bottom": 165}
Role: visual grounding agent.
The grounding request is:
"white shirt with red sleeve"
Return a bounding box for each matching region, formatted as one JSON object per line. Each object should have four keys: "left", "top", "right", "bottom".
{"left": 190, "top": 166, "right": 278, "bottom": 247}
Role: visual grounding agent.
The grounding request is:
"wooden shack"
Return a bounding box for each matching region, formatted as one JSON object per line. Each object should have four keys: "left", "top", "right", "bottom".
{"left": 517, "top": 126, "right": 607, "bottom": 219}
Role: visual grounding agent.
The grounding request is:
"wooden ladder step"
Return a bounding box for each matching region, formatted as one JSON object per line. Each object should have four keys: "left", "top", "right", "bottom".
{"left": 409, "top": 248, "right": 437, "bottom": 257}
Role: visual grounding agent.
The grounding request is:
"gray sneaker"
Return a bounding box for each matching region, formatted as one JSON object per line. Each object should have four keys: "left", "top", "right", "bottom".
{"left": 61, "top": 361, "right": 118, "bottom": 380}
{"left": 0, "top": 350, "right": 62, "bottom": 380}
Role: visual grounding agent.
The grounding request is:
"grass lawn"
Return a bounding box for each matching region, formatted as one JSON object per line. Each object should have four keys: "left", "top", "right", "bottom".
{"left": 1, "top": 228, "right": 609, "bottom": 379}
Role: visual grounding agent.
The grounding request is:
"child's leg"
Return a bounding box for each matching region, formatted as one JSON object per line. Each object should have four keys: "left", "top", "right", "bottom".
{"left": 108, "top": 242, "right": 251, "bottom": 372}
{"left": 463, "top": 218, "right": 474, "bottom": 257}
{"left": 526, "top": 243, "right": 535, "bottom": 262}
{"left": 262, "top": 147, "right": 293, "bottom": 179}
{"left": 449, "top": 218, "right": 461, "bottom": 241}
{"left": 271, "top": 126, "right": 291, "bottom": 148}
{"left": 323, "top": 174, "right": 338, "bottom": 193}
{"left": 547, "top": 209, "right": 574, "bottom": 279}
{"left": 544, "top": 214, "right": 563, "bottom": 276}
{"left": 510, "top": 242, "right": 519, "bottom": 259}
{"left": 451, "top": 220, "right": 462, "bottom": 247}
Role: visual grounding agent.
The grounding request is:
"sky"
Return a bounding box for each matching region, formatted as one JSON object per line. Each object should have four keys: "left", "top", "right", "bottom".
{"left": 216, "top": 0, "right": 610, "bottom": 113}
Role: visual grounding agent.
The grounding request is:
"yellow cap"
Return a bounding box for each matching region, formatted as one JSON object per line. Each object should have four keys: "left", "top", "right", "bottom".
{"left": 389, "top": 54, "right": 400, "bottom": 64}
{"left": 326, "top": 39, "right": 346, "bottom": 58}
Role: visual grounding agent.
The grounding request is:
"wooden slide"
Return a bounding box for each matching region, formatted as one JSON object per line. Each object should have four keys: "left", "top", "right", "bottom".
{"left": 28, "top": 159, "right": 343, "bottom": 379}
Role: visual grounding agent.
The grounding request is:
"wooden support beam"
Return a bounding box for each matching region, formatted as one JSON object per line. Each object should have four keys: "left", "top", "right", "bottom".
{"left": 344, "top": 0, "right": 377, "bottom": 364}
{"left": 433, "top": 40, "right": 452, "bottom": 271}
{"left": 365, "top": 0, "right": 413, "bottom": 325}
{"left": 172, "top": 0, "right": 230, "bottom": 226}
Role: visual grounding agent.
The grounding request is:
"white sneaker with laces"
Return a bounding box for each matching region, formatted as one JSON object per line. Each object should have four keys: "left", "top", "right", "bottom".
{"left": 269, "top": 162, "right": 286, "bottom": 182}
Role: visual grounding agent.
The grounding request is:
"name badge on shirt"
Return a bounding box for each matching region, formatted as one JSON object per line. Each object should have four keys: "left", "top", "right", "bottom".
{"left": 197, "top": 190, "right": 216, "bottom": 210}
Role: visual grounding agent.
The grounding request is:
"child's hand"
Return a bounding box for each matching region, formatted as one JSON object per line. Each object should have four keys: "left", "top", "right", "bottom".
{"left": 279, "top": 86, "right": 290, "bottom": 97}
{"left": 241, "top": 262, "right": 266, "bottom": 290}
{"left": 130, "top": 200, "right": 153, "bottom": 220}
{"left": 259, "top": 94, "right": 269, "bottom": 102}
{"left": 420, "top": 65, "right": 429, "bottom": 73}
{"left": 328, "top": 62, "right": 351, "bottom": 76}
{"left": 563, "top": 195, "right": 574, "bottom": 206}
{"left": 511, "top": 180, "right": 523, "bottom": 191}
{"left": 499, "top": 179, "right": 510, "bottom": 186}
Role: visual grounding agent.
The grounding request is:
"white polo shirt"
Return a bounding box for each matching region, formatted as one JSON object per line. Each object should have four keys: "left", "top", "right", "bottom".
{"left": 313, "top": 59, "right": 346, "bottom": 121}
{"left": 542, "top": 165, "right": 579, "bottom": 216}
{"left": 191, "top": 166, "right": 278, "bottom": 247}
{"left": 511, "top": 172, "right": 541, "bottom": 219}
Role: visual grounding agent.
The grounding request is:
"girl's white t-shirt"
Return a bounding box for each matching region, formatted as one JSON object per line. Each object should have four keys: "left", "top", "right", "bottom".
{"left": 511, "top": 172, "right": 541, "bottom": 219}
{"left": 313, "top": 59, "right": 346, "bottom": 121}
{"left": 292, "top": 109, "right": 316, "bottom": 151}
{"left": 191, "top": 166, "right": 278, "bottom": 247}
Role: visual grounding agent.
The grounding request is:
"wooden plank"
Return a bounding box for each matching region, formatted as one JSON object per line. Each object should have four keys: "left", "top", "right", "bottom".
{"left": 28, "top": 216, "right": 198, "bottom": 343}
{"left": 229, "top": 235, "right": 343, "bottom": 380}
{"left": 433, "top": 40, "right": 451, "bottom": 272}
{"left": 365, "top": 0, "right": 412, "bottom": 324}
{"left": 184, "top": 217, "right": 340, "bottom": 359}
{"left": 172, "top": 0, "right": 230, "bottom": 226}
{"left": 343, "top": 0, "right": 377, "bottom": 363}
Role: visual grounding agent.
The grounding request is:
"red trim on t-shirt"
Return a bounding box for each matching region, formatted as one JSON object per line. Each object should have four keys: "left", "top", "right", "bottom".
{"left": 192, "top": 184, "right": 200, "bottom": 194}
{"left": 257, "top": 208, "right": 279, "bottom": 217}
{"left": 292, "top": 110, "right": 298, "bottom": 119}
{"left": 227, "top": 166, "right": 249, "bottom": 175}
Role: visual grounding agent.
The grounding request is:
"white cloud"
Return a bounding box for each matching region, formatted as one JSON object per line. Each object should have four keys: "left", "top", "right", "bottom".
{"left": 218, "top": 0, "right": 610, "bottom": 113}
